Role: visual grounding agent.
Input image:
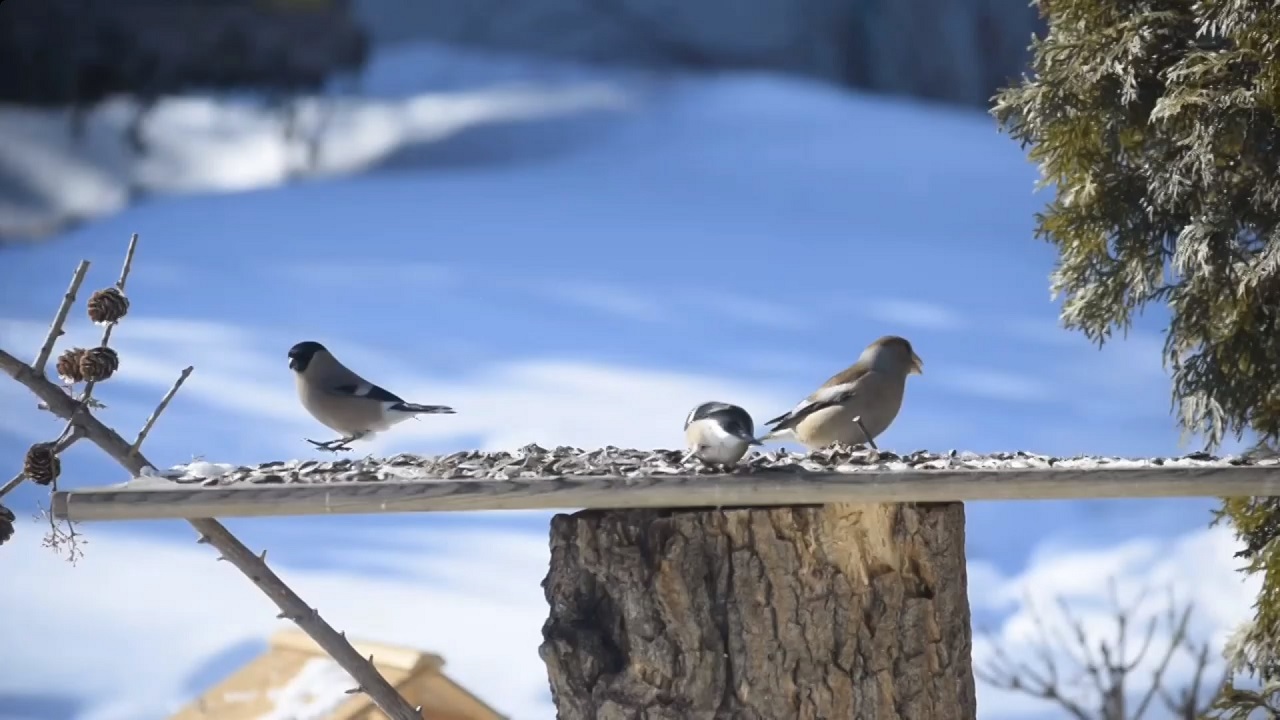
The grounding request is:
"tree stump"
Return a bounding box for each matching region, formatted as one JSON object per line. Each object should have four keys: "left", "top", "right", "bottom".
{"left": 540, "top": 503, "right": 975, "bottom": 720}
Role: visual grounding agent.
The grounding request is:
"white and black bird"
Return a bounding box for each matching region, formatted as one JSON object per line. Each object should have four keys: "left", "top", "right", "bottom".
{"left": 287, "top": 340, "right": 455, "bottom": 452}
{"left": 759, "top": 335, "right": 923, "bottom": 451}
{"left": 683, "top": 401, "right": 762, "bottom": 468}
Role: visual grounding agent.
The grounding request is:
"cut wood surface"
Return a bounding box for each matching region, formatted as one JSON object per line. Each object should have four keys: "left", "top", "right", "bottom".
{"left": 541, "top": 502, "right": 976, "bottom": 719}
{"left": 51, "top": 445, "right": 1280, "bottom": 522}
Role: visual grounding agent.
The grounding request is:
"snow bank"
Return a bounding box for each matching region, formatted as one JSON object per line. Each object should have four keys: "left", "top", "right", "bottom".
{"left": 0, "top": 42, "right": 640, "bottom": 242}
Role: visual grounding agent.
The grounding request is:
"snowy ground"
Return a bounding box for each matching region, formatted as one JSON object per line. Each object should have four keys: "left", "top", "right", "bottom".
{"left": 0, "top": 41, "right": 1259, "bottom": 720}
{"left": 0, "top": 44, "right": 643, "bottom": 242}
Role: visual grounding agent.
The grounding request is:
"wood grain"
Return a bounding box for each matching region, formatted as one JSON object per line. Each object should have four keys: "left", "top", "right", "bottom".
{"left": 52, "top": 464, "right": 1280, "bottom": 522}
{"left": 542, "top": 503, "right": 975, "bottom": 719}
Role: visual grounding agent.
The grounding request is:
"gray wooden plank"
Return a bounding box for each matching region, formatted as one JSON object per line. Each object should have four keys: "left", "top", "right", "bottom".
{"left": 52, "top": 463, "right": 1280, "bottom": 522}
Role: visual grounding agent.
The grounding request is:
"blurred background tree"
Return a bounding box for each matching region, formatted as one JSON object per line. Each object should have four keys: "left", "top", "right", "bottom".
{"left": 991, "top": 0, "right": 1280, "bottom": 714}
{"left": 976, "top": 581, "right": 1218, "bottom": 720}
{"left": 0, "top": 0, "right": 1046, "bottom": 244}
{"left": 0, "top": 0, "right": 1041, "bottom": 125}
{"left": 0, "top": 0, "right": 369, "bottom": 107}
{"left": 0, "top": 0, "right": 369, "bottom": 146}
{"left": 351, "top": 0, "right": 1044, "bottom": 108}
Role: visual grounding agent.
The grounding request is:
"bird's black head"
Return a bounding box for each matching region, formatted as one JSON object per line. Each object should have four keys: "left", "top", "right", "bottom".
{"left": 288, "top": 341, "right": 326, "bottom": 372}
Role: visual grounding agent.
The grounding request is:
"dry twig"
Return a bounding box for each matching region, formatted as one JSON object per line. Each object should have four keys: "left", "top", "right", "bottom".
{"left": 0, "top": 234, "right": 422, "bottom": 720}
{"left": 131, "top": 365, "right": 193, "bottom": 454}
{"left": 39, "top": 500, "right": 87, "bottom": 563}
{"left": 33, "top": 261, "right": 90, "bottom": 374}
{"left": 0, "top": 473, "right": 25, "bottom": 501}
{"left": 976, "top": 579, "right": 1223, "bottom": 720}
{"left": 3, "top": 236, "right": 141, "bottom": 553}
{"left": 68, "top": 232, "right": 138, "bottom": 435}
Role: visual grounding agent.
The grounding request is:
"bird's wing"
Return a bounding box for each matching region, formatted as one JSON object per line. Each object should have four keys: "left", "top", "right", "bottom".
{"left": 326, "top": 379, "right": 405, "bottom": 404}
{"left": 764, "top": 381, "right": 861, "bottom": 430}
{"left": 764, "top": 361, "right": 872, "bottom": 429}
{"left": 685, "top": 401, "right": 739, "bottom": 430}
{"left": 710, "top": 406, "right": 756, "bottom": 440}
{"left": 819, "top": 360, "right": 871, "bottom": 390}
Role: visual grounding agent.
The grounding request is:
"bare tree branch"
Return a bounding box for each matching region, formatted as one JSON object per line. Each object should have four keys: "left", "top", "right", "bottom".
{"left": 1132, "top": 602, "right": 1194, "bottom": 719}
{"left": 33, "top": 260, "right": 90, "bottom": 374}
{"left": 977, "top": 580, "right": 1220, "bottom": 720}
{"left": 0, "top": 359, "right": 424, "bottom": 720}
{"left": 113, "top": 233, "right": 138, "bottom": 291}
{"left": 1168, "top": 640, "right": 1214, "bottom": 719}
{"left": 39, "top": 497, "right": 86, "bottom": 563}
{"left": 0, "top": 473, "right": 22, "bottom": 501}
{"left": 74, "top": 232, "right": 138, "bottom": 414}
{"left": 36, "top": 429, "right": 87, "bottom": 560}
{"left": 0, "top": 234, "right": 423, "bottom": 720}
{"left": 977, "top": 598, "right": 1094, "bottom": 720}
{"left": 1057, "top": 596, "right": 1113, "bottom": 702}
{"left": 131, "top": 365, "right": 193, "bottom": 454}
{"left": 0, "top": 429, "right": 83, "bottom": 500}
{"left": 1026, "top": 595, "right": 1072, "bottom": 690}
{"left": 1123, "top": 616, "right": 1160, "bottom": 675}
{"left": 3, "top": 236, "right": 138, "bottom": 503}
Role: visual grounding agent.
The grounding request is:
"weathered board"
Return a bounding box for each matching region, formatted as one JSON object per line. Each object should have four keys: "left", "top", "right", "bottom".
{"left": 51, "top": 446, "right": 1280, "bottom": 522}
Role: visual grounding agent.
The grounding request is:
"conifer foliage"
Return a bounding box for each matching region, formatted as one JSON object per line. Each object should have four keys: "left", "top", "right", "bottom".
{"left": 993, "top": 1, "right": 1280, "bottom": 714}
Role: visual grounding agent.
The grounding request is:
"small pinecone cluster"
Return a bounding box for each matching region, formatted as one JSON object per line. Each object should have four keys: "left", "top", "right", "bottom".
{"left": 23, "top": 442, "right": 60, "bottom": 486}
{"left": 79, "top": 346, "right": 120, "bottom": 382}
{"left": 0, "top": 503, "right": 14, "bottom": 547}
{"left": 87, "top": 286, "right": 130, "bottom": 325}
{"left": 56, "top": 347, "right": 88, "bottom": 383}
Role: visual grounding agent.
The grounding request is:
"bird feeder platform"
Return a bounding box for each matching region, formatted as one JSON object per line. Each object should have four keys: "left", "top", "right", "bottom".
{"left": 51, "top": 445, "right": 1280, "bottom": 522}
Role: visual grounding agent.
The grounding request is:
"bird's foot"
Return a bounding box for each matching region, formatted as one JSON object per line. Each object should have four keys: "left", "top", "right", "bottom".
{"left": 305, "top": 437, "right": 355, "bottom": 453}
{"left": 850, "top": 416, "right": 878, "bottom": 451}
{"left": 680, "top": 451, "right": 731, "bottom": 473}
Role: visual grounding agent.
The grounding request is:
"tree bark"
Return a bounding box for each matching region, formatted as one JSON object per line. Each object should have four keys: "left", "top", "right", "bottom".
{"left": 540, "top": 502, "right": 975, "bottom": 720}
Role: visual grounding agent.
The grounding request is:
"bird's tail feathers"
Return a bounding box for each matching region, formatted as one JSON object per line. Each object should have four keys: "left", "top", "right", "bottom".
{"left": 757, "top": 428, "right": 788, "bottom": 443}
{"left": 392, "top": 402, "right": 456, "bottom": 415}
{"left": 762, "top": 412, "right": 790, "bottom": 427}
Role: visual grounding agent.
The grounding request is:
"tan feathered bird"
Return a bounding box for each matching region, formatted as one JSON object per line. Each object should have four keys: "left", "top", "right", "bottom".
{"left": 759, "top": 335, "right": 923, "bottom": 450}
{"left": 287, "top": 341, "right": 455, "bottom": 451}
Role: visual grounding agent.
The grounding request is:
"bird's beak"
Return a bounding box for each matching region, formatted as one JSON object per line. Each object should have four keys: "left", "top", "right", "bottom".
{"left": 288, "top": 357, "right": 300, "bottom": 371}
{"left": 910, "top": 352, "right": 924, "bottom": 375}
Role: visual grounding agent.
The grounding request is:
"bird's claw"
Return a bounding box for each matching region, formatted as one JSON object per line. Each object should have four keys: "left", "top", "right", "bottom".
{"left": 850, "top": 416, "right": 879, "bottom": 451}
{"left": 305, "top": 437, "right": 354, "bottom": 453}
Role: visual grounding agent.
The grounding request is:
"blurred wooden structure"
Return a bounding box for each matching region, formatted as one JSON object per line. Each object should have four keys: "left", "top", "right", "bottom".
{"left": 0, "top": 0, "right": 368, "bottom": 108}
{"left": 169, "top": 628, "right": 506, "bottom": 720}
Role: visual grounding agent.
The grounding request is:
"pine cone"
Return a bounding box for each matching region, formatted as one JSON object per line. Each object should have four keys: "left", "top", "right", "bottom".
{"left": 23, "top": 442, "right": 60, "bottom": 486}
{"left": 0, "top": 503, "right": 14, "bottom": 547}
{"left": 56, "top": 347, "right": 87, "bottom": 383}
{"left": 79, "top": 346, "right": 119, "bottom": 382}
{"left": 87, "top": 286, "right": 130, "bottom": 325}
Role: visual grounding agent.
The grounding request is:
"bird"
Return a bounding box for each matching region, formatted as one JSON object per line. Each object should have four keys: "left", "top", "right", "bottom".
{"left": 683, "top": 401, "right": 762, "bottom": 468}
{"left": 759, "top": 335, "right": 923, "bottom": 451}
{"left": 287, "top": 340, "right": 455, "bottom": 452}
